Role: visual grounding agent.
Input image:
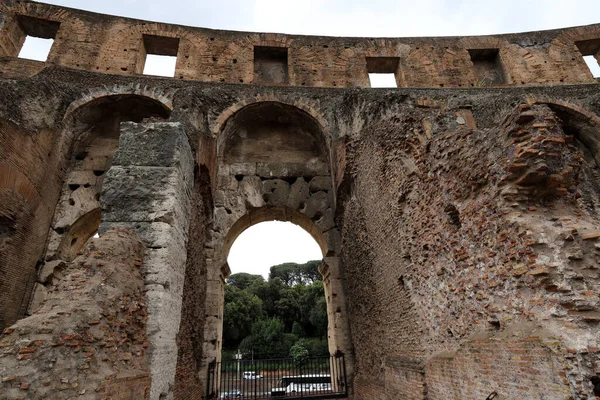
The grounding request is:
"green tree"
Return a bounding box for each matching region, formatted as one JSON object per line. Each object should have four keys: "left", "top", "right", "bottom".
{"left": 227, "top": 272, "right": 265, "bottom": 290}
{"left": 290, "top": 342, "right": 309, "bottom": 366}
{"left": 223, "top": 285, "right": 264, "bottom": 348}
{"left": 239, "top": 318, "right": 297, "bottom": 359}
{"left": 295, "top": 337, "right": 329, "bottom": 357}
{"left": 269, "top": 260, "right": 322, "bottom": 286}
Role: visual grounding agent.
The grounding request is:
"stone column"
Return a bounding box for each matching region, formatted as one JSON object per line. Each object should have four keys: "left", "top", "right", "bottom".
{"left": 199, "top": 261, "right": 230, "bottom": 398}
{"left": 100, "top": 122, "right": 194, "bottom": 400}
{"left": 321, "top": 257, "right": 355, "bottom": 395}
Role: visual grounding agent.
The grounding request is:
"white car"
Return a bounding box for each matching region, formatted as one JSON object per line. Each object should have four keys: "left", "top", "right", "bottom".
{"left": 220, "top": 390, "right": 242, "bottom": 398}
{"left": 242, "top": 371, "right": 263, "bottom": 379}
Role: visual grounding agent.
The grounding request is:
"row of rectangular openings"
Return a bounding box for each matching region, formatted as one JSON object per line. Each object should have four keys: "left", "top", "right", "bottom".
{"left": 11, "top": 18, "right": 600, "bottom": 83}
{"left": 16, "top": 15, "right": 60, "bottom": 62}
{"left": 576, "top": 39, "right": 600, "bottom": 78}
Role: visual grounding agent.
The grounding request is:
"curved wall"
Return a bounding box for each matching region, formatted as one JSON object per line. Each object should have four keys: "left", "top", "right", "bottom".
{"left": 0, "top": 1, "right": 599, "bottom": 87}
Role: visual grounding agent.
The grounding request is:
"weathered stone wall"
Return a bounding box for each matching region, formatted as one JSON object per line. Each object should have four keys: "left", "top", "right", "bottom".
{"left": 0, "top": 229, "right": 150, "bottom": 400}
{"left": 100, "top": 122, "right": 194, "bottom": 400}
{"left": 44, "top": 120, "right": 119, "bottom": 263}
{"left": 425, "top": 335, "right": 572, "bottom": 400}
{"left": 173, "top": 169, "right": 210, "bottom": 400}
{"left": 0, "top": 113, "right": 66, "bottom": 330}
{"left": 340, "top": 99, "right": 600, "bottom": 399}
{"left": 1, "top": 6, "right": 600, "bottom": 396}
{"left": 1, "top": 1, "right": 600, "bottom": 87}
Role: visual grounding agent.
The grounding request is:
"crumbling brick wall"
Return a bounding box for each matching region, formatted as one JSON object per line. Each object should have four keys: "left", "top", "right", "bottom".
{"left": 1, "top": 1, "right": 600, "bottom": 87}
{"left": 1, "top": 7, "right": 600, "bottom": 395}
{"left": 173, "top": 169, "right": 210, "bottom": 400}
{"left": 0, "top": 117, "right": 67, "bottom": 331}
{"left": 0, "top": 229, "right": 150, "bottom": 400}
{"left": 340, "top": 101, "right": 600, "bottom": 399}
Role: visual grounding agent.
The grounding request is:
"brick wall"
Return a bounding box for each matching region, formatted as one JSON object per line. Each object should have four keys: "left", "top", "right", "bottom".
{"left": 0, "top": 229, "right": 150, "bottom": 400}
{"left": 340, "top": 101, "right": 600, "bottom": 399}
{"left": 426, "top": 337, "right": 571, "bottom": 399}
{"left": 1, "top": 2, "right": 600, "bottom": 87}
{"left": 0, "top": 119, "right": 66, "bottom": 330}
{"left": 174, "top": 171, "right": 210, "bottom": 400}
{"left": 99, "top": 371, "right": 151, "bottom": 400}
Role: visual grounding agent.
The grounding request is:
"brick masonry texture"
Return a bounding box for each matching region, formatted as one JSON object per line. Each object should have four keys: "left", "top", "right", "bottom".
{"left": 0, "top": 229, "right": 150, "bottom": 400}
{"left": 1, "top": 1, "right": 600, "bottom": 400}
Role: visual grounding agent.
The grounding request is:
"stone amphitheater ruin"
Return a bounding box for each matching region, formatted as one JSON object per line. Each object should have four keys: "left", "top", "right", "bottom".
{"left": 1, "top": 1, "right": 600, "bottom": 399}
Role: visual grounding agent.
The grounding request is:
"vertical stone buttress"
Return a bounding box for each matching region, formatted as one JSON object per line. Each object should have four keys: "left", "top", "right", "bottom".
{"left": 100, "top": 122, "right": 194, "bottom": 400}
{"left": 321, "top": 257, "right": 355, "bottom": 394}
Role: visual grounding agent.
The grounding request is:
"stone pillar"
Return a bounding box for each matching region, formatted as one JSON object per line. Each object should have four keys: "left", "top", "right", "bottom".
{"left": 199, "top": 261, "right": 230, "bottom": 398}
{"left": 100, "top": 122, "right": 194, "bottom": 400}
{"left": 321, "top": 257, "right": 355, "bottom": 395}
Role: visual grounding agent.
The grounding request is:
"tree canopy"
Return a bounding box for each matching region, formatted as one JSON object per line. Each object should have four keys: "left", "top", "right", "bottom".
{"left": 223, "top": 260, "right": 328, "bottom": 359}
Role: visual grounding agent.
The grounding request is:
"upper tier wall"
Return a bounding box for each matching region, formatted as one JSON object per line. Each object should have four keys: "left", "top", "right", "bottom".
{"left": 1, "top": 0, "right": 600, "bottom": 87}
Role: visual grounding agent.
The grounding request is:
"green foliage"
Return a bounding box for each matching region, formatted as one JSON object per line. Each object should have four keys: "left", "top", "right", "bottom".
{"left": 269, "top": 260, "right": 322, "bottom": 286}
{"left": 290, "top": 343, "right": 309, "bottom": 366}
{"left": 227, "top": 272, "right": 265, "bottom": 290}
{"left": 239, "top": 318, "right": 298, "bottom": 359}
{"left": 223, "top": 285, "right": 264, "bottom": 346}
{"left": 295, "top": 337, "right": 329, "bottom": 357}
{"left": 291, "top": 321, "right": 306, "bottom": 337}
{"left": 223, "top": 260, "right": 328, "bottom": 356}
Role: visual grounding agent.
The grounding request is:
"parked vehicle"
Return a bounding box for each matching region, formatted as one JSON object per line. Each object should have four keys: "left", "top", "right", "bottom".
{"left": 270, "top": 374, "right": 332, "bottom": 396}
{"left": 220, "top": 389, "right": 242, "bottom": 398}
{"left": 243, "top": 371, "right": 263, "bottom": 379}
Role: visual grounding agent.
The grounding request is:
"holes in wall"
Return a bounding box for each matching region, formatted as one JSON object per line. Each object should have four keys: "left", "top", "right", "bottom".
{"left": 584, "top": 54, "right": 600, "bottom": 75}
{"left": 140, "top": 34, "right": 179, "bottom": 77}
{"left": 468, "top": 48, "right": 506, "bottom": 85}
{"left": 16, "top": 16, "right": 60, "bottom": 61}
{"left": 253, "top": 46, "right": 289, "bottom": 84}
{"left": 368, "top": 73, "right": 397, "bottom": 88}
{"left": 575, "top": 39, "right": 600, "bottom": 78}
{"left": 18, "top": 36, "right": 54, "bottom": 61}
{"left": 366, "top": 57, "right": 401, "bottom": 88}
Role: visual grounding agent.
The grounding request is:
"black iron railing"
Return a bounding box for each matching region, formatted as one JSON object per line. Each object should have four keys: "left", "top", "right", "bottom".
{"left": 207, "top": 354, "right": 347, "bottom": 399}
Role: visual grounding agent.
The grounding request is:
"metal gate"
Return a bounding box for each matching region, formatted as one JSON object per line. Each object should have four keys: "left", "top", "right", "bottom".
{"left": 207, "top": 354, "right": 347, "bottom": 399}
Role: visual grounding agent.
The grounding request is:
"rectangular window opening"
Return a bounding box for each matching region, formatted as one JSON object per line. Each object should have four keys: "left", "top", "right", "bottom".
{"left": 143, "top": 54, "right": 177, "bottom": 77}
{"left": 16, "top": 15, "right": 60, "bottom": 62}
{"left": 575, "top": 39, "right": 600, "bottom": 79}
{"left": 468, "top": 48, "right": 506, "bottom": 85}
{"left": 253, "top": 46, "right": 288, "bottom": 84}
{"left": 583, "top": 55, "right": 600, "bottom": 78}
{"left": 366, "top": 57, "right": 400, "bottom": 88}
{"left": 368, "top": 73, "right": 398, "bottom": 88}
{"left": 141, "top": 34, "right": 179, "bottom": 77}
{"left": 18, "top": 36, "right": 54, "bottom": 61}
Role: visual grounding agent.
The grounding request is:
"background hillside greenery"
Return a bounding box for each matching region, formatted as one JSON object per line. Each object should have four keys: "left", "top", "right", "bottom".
{"left": 222, "top": 260, "right": 329, "bottom": 360}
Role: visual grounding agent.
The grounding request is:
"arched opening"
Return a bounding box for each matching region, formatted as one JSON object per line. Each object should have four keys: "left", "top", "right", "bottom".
{"left": 224, "top": 220, "right": 325, "bottom": 354}
{"left": 56, "top": 208, "right": 101, "bottom": 261}
{"left": 199, "top": 101, "right": 352, "bottom": 398}
{"left": 545, "top": 103, "right": 600, "bottom": 217}
{"left": 546, "top": 103, "right": 600, "bottom": 166}
{"left": 212, "top": 209, "right": 348, "bottom": 398}
{"left": 44, "top": 94, "right": 171, "bottom": 263}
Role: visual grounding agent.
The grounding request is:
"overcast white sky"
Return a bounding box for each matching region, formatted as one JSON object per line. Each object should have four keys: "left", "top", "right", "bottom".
{"left": 22, "top": 1, "right": 600, "bottom": 276}
{"left": 29, "top": 0, "right": 600, "bottom": 37}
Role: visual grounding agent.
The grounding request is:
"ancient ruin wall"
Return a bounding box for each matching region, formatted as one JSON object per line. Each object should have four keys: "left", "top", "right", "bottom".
{"left": 1, "top": 1, "right": 600, "bottom": 87}
{"left": 340, "top": 100, "right": 600, "bottom": 399}
{"left": 1, "top": 2, "right": 600, "bottom": 399}
{"left": 0, "top": 229, "right": 150, "bottom": 400}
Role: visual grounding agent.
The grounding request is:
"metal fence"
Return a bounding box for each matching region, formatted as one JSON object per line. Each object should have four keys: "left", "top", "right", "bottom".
{"left": 207, "top": 354, "right": 348, "bottom": 399}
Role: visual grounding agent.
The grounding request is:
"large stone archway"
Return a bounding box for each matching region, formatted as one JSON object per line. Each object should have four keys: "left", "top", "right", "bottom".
{"left": 196, "top": 101, "right": 354, "bottom": 396}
